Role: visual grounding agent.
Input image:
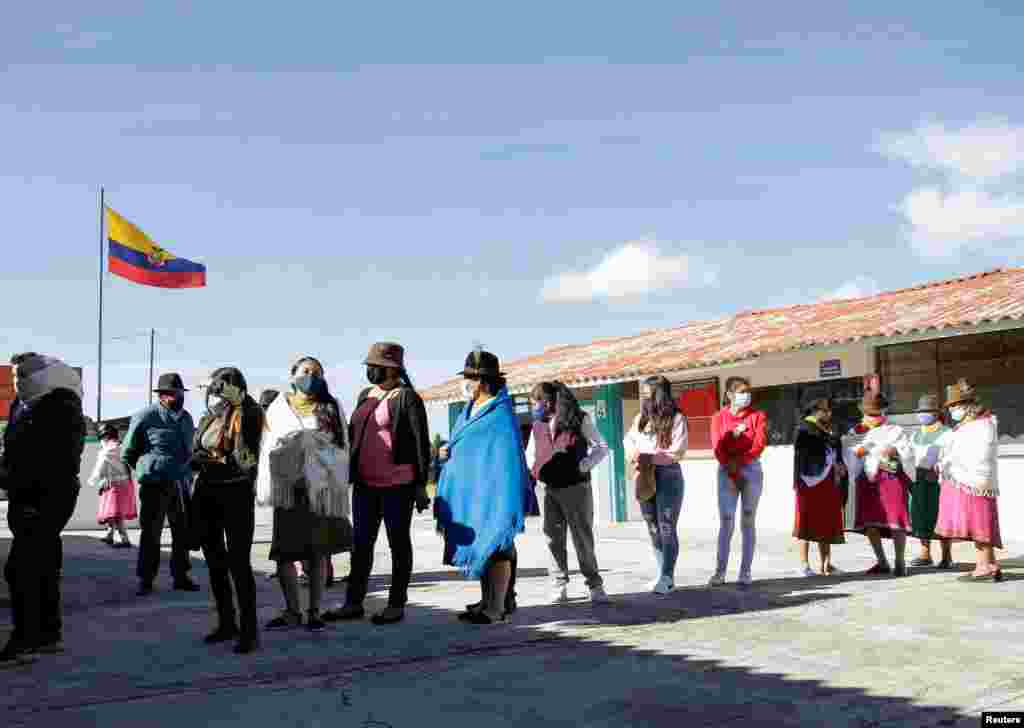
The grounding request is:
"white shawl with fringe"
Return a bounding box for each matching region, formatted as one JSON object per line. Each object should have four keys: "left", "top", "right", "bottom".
{"left": 255, "top": 393, "right": 350, "bottom": 518}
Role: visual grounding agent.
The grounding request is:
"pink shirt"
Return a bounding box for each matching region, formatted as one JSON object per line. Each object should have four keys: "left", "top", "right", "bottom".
{"left": 351, "top": 395, "right": 416, "bottom": 488}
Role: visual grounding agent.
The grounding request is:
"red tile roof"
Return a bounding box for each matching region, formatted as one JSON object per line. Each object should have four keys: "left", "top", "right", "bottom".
{"left": 420, "top": 268, "right": 1024, "bottom": 402}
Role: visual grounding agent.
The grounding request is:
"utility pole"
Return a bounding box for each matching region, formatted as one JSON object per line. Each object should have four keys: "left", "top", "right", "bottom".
{"left": 148, "top": 328, "right": 155, "bottom": 405}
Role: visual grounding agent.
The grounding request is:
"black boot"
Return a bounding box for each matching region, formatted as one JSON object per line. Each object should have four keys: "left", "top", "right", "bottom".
{"left": 203, "top": 623, "right": 239, "bottom": 644}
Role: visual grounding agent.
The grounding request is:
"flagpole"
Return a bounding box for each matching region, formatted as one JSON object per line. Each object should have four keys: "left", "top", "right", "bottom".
{"left": 97, "top": 187, "right": 105, "bottom": 424}
{"left": 148, "top": 328, "right": 155, "bottom": 405}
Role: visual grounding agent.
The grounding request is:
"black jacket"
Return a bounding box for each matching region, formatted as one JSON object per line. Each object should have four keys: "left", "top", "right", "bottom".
{"left": 794, "top": 419, "right": 843, "bottom": 487}
{"left": 351, "top": 386, "right": 431, "bottom": 488}
{"left": 1, "top": 389, "right": 85, "bottom": 506}
{"left": 192, "top": 395, "right": 264, "bottom": 484}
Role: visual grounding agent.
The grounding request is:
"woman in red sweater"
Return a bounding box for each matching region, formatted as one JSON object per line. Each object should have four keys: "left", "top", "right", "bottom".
{"left": 708, "top": 377, "right": 767, "bottom": 588}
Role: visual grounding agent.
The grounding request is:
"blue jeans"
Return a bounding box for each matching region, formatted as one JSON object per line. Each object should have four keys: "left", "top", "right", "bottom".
{"left": 715, "top": 461, "right": 764, "bottom": 580}
{"left": 639, "top": 464, "right": 685, "bottom": 581}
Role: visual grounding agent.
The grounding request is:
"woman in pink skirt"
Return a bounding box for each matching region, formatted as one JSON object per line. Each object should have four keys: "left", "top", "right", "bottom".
{"left": 935, "top": 379, "right": 1003, "bottom": 583}
{"left": 841, "top": 376, "right": 915, "bottom": 577}
{"left": 88, "top": 424, "right": 137, "bottom": 547}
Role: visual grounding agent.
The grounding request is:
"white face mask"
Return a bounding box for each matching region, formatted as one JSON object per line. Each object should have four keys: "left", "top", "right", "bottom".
{"left": 950, "top": 406, "right": 967, "bottom": 422}
{"left": 732, "top": 392, "right": 751, "bottom": 409}
{"left": 208, "top": 395, "right": 227, "bottom": 413}
{"left": 461, "top": 380, "right": 478, "bottom": 401}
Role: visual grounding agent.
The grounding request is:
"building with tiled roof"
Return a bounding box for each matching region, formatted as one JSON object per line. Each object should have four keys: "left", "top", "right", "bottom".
{"left": 421, "top": 267, "right": 1024, "bottom": 402}
{"left": 424, "top": 268, "right": 1024, "bottom": 539}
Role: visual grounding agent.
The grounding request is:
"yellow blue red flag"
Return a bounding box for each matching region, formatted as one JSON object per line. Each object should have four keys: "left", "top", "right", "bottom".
{"left": 105, "top": 207, "right": 206, "bottom": 288}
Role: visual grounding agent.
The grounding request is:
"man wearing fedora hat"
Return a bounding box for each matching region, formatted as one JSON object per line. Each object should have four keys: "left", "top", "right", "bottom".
{"left": 122, "top": 373, "right": 198, "bottom": 596}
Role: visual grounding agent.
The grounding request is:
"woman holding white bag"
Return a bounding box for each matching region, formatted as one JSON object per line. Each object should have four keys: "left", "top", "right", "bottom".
{"left": 257, "top": 356, "right": 352, "bottom": 632}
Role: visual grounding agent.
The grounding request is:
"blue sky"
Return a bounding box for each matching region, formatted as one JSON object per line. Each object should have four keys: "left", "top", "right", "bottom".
{"left": 3, "top": 3, "right": 1023, "bottom": 426}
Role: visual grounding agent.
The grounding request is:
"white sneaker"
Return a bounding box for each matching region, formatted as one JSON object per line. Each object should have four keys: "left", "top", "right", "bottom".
{"left": 550, "top": 585, "right": 570, "bottom": 604}
{"left": 707, "top": 573, "right": 725, "bottom": 587}
{"left": 799, "top": 565, "right": 816, "bottom": 577}
{"left": 589, "top": 586, "right": 612, "bottom": 604}
{"left": 651, "top": 576, "right": 674, "bottom": 595}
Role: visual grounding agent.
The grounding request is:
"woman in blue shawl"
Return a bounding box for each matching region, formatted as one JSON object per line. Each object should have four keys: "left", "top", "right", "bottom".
{"left": 435, "top": 349, "right": 528, "bottom": 625}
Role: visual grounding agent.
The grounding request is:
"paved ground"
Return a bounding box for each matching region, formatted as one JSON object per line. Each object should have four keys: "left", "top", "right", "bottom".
{"left": 1, "top": 515, "right": 1023, "bottom": 727}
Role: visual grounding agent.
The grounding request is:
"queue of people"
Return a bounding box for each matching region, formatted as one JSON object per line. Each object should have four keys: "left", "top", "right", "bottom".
{"left": 0, "top": 342, "right": 1008, "bottom": 666}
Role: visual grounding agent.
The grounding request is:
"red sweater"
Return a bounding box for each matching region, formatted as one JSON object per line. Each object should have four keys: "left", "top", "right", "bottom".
{"left": 711, "top": 407, "right": 767, "bottom": 473}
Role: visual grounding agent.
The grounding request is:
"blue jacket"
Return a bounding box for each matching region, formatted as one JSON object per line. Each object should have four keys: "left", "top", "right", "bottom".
{"left": 121, "top": 403, "right": 195, "bottom": 486}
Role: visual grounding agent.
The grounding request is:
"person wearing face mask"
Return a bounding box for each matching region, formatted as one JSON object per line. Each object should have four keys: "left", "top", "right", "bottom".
{"left": 525, "top": 381, "right": 611, "bottom": 605}
{"left": 257, "top": 357, "right": 351, "bottom": 631}
{"left": 122, "top": 373, "right": 198, "bottom": 597}
{"left": 190, "top": 368, "right": 263, "bottom": 654}
{"left": 0, "top": 353, "right": 85, "bottom": 665}
{"left": 934, "top": 379, "right": 1003, "bottom": 582}
{"left": 625, "top": 376, "right": 689, "bottom": 595}
{"left": 792, "top": 398, "right": 847, "bottom": 576}
{"left": 708, "top": 377, "right": 767, "bottom": 588}
{"left": 89, "top": 424, "right": 136, "bottom": 548}
{"left": 435, "top": 349, "right": 529, "bottom": 625}
{"left": 908, "top": 394, "right": 953, "bottom": 570}
{"left": 841, "top": 375, "right": 915, "bottom": 577}
{"left": 323, "top": 343, "right": 431, "bottom": 626}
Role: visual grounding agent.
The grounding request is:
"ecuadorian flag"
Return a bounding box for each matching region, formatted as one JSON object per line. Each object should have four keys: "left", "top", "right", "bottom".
{"left": 106, "top": 207, "right": 206, "bottom": 289}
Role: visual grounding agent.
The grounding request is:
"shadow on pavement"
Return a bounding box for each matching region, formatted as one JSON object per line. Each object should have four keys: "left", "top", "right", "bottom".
{"left": 0, "top": 536, "right": 992, "bottom": 727}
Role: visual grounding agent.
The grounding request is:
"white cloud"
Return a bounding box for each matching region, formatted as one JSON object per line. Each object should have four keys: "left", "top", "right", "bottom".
{"left": 876, "top": 118, "right": 1024, "bottom": 180}
{"left": 900, "top": 186, "right": 1024, "bottom": 258}
{"left": 539, "top": 242, "right": 718, "bottom": 303}
{"left": 877, "top": 118, "right": 1024, "bottom": 259}
{"left": 820, "top": 276, "right": 881, "bottom": 302}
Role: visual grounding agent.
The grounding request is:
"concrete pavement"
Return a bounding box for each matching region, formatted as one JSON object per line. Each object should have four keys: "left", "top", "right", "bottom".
{"left": 2, "top": 515, "right": 1022, "bottom": 727}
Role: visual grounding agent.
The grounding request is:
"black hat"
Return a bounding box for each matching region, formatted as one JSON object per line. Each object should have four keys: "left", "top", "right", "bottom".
{"left": 154, "top": 373, "right": 188, "bottom": 393}
{"left": 458, "top": 350, "right": 504, "bottom": 378}
{"left": 98, "top": 423, "right": 119, "bottom": 440}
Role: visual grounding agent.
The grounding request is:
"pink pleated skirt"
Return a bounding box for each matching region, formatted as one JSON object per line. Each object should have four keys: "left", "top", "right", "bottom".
{"left": 850, "top": 471, "right": 911, "bottom": 539}
{"left": 934, "top": 479, "right": 1002, "bottom": 549}
{"left": 97, "top": 479, "right": 138, "bottom": 524}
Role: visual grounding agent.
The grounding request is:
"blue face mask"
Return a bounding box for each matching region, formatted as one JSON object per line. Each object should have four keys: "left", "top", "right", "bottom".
{"left": 293, "top": 373, "right": 322, "bottom": 396}
{"left": 917, "top": 413, "right": 937, "bottom": 425}
{"left": 532, "top": 403, "right": 547, "bottom": 421}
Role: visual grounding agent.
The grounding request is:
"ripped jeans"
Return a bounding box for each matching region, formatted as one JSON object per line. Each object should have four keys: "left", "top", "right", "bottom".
{"left": 715, "top": 461, "right": 764, "bottom": 581}
{"left": 639, "top": 464, "right": 685, "bottom": 581}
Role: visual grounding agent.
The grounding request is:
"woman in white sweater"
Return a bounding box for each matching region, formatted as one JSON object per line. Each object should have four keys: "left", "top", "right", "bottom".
{"left": 624, "top": 376, "right": 688, "bottom": 595}
{"left": 934, "top": 379, "right": 1003, "bottom": 583}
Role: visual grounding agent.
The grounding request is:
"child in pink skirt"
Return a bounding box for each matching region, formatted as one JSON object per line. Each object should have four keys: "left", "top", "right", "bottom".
{"left": 89, "top": 424, "right": 137, "bottom": 548}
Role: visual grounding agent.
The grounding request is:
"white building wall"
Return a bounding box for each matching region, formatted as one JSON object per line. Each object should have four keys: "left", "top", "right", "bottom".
{"left": 627, "top": 447, "right": 1024, "bottom": 543}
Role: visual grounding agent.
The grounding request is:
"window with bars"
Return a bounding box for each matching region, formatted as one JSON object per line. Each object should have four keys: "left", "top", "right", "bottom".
{"left": 877, "top": 330, "right": 1024, "bottom": 441}
{"left": 751, "top": 377, "right": 865, "bottom": 446}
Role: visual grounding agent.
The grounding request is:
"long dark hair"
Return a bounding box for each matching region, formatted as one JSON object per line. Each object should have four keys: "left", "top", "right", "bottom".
{"left": 639, "top": 376, "right": 678, "bottom": 449}
{"left": 532, "top": 381, "right": 584, "bottom": 437}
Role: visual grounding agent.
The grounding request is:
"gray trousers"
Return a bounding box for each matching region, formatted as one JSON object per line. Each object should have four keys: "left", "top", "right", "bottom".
{"left": 541, "top": 482, "right": 603, "bottom": 589}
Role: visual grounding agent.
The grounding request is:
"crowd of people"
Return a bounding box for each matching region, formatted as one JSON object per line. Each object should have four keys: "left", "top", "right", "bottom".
{"left": 0, "top": 346, "right": 1006, "bottom": 666}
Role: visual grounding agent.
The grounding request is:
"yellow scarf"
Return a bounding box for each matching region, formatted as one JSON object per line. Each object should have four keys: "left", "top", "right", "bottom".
{"left": 288, "top": 392, "right": 318, "bottom": 418}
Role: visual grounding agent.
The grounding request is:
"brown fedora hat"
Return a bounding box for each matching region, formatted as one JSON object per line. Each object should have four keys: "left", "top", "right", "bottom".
{"left": 364, "top": 342, "right": 405, "bottom": 369}
{"left": 944, "top": 379, "right": 976, "bottom": 408}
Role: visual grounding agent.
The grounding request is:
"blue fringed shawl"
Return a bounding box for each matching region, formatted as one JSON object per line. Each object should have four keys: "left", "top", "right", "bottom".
{"left": 435, "top": 388, "right": 528, "bottom": 578}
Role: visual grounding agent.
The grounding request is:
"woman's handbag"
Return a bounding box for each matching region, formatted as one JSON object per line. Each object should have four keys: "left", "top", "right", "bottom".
{"left": 634, "top": 453, "right": 656, "bottom": 502}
